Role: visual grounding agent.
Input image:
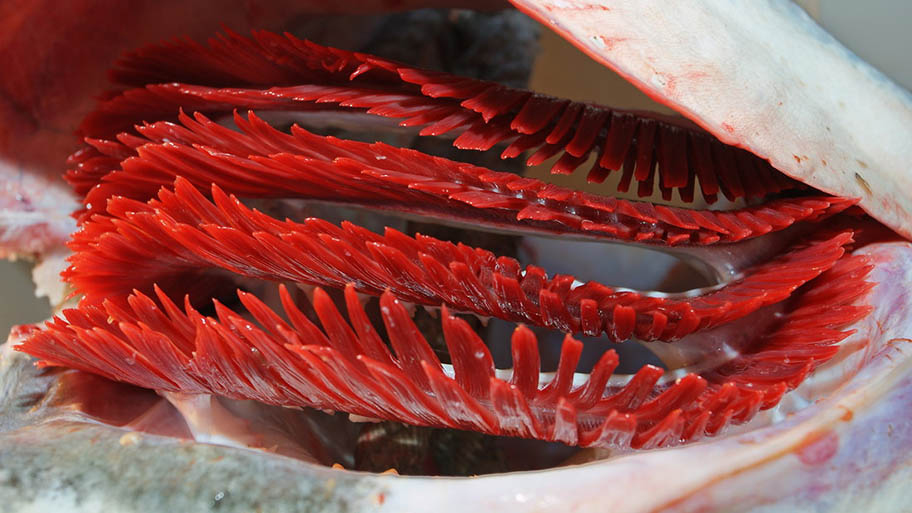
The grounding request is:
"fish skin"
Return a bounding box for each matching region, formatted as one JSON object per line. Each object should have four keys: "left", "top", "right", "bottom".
{"left": 0, "top": 422, "right": 388, "bottom": 513}
{"left": 0, "top": 337, "right": 382, "bottom": 513}
{"left": 0, "top": 331, "right": 56, "bottom": 433}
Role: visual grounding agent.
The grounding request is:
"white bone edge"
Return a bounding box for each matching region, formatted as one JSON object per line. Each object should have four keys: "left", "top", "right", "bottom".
{"left": 376, "top": 242, "right": 912, "bottom": 513}
{"left": 509, "top": 0, "right": 912, "bottom": 240}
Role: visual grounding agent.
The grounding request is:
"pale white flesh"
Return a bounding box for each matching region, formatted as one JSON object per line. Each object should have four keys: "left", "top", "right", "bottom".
{"left": 511, "top": 0, "right": 912, "bottom": 240}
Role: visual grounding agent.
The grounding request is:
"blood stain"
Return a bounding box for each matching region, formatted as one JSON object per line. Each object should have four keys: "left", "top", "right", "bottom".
{"left": 796, "top": 431, "right": 839, "bottom": 466}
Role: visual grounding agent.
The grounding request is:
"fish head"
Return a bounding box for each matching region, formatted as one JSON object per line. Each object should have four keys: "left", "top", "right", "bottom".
{"left": 0, "top": 1, "right": 910, "bottom": 512}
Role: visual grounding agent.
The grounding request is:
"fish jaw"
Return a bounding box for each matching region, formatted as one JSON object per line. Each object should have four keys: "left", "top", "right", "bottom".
{"left": 510, "top": 0, "right": 912, "bottom": 240}
{"left": 1, "top": 242, "right": 909, "bottom": 512}
{"left": 376, "top": 242, "right": 912, "bottom": 512}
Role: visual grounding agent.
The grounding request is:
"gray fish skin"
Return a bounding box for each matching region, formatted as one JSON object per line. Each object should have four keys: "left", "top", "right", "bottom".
{"left": 0, "top": 341, "right": 385, "bottom": 513}
{"left": 0, "top": 421, "right": 392, "bottom": 513}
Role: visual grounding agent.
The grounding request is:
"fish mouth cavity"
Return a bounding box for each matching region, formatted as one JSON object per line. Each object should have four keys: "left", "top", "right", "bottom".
{"left": 14, "top": 30, "right": 878, "bottom": 476}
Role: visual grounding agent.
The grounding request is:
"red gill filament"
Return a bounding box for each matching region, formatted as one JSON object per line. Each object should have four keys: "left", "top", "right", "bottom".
{"left": 18, "top": 30, "right": 874, "bottom": 452}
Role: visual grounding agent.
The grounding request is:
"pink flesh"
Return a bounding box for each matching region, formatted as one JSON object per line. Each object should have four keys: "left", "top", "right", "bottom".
{"left": 510, "top": 0, "right": 912, "bottom": 239}
{"left": 0, "top": 161, "right": 76, "bottom": 258}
